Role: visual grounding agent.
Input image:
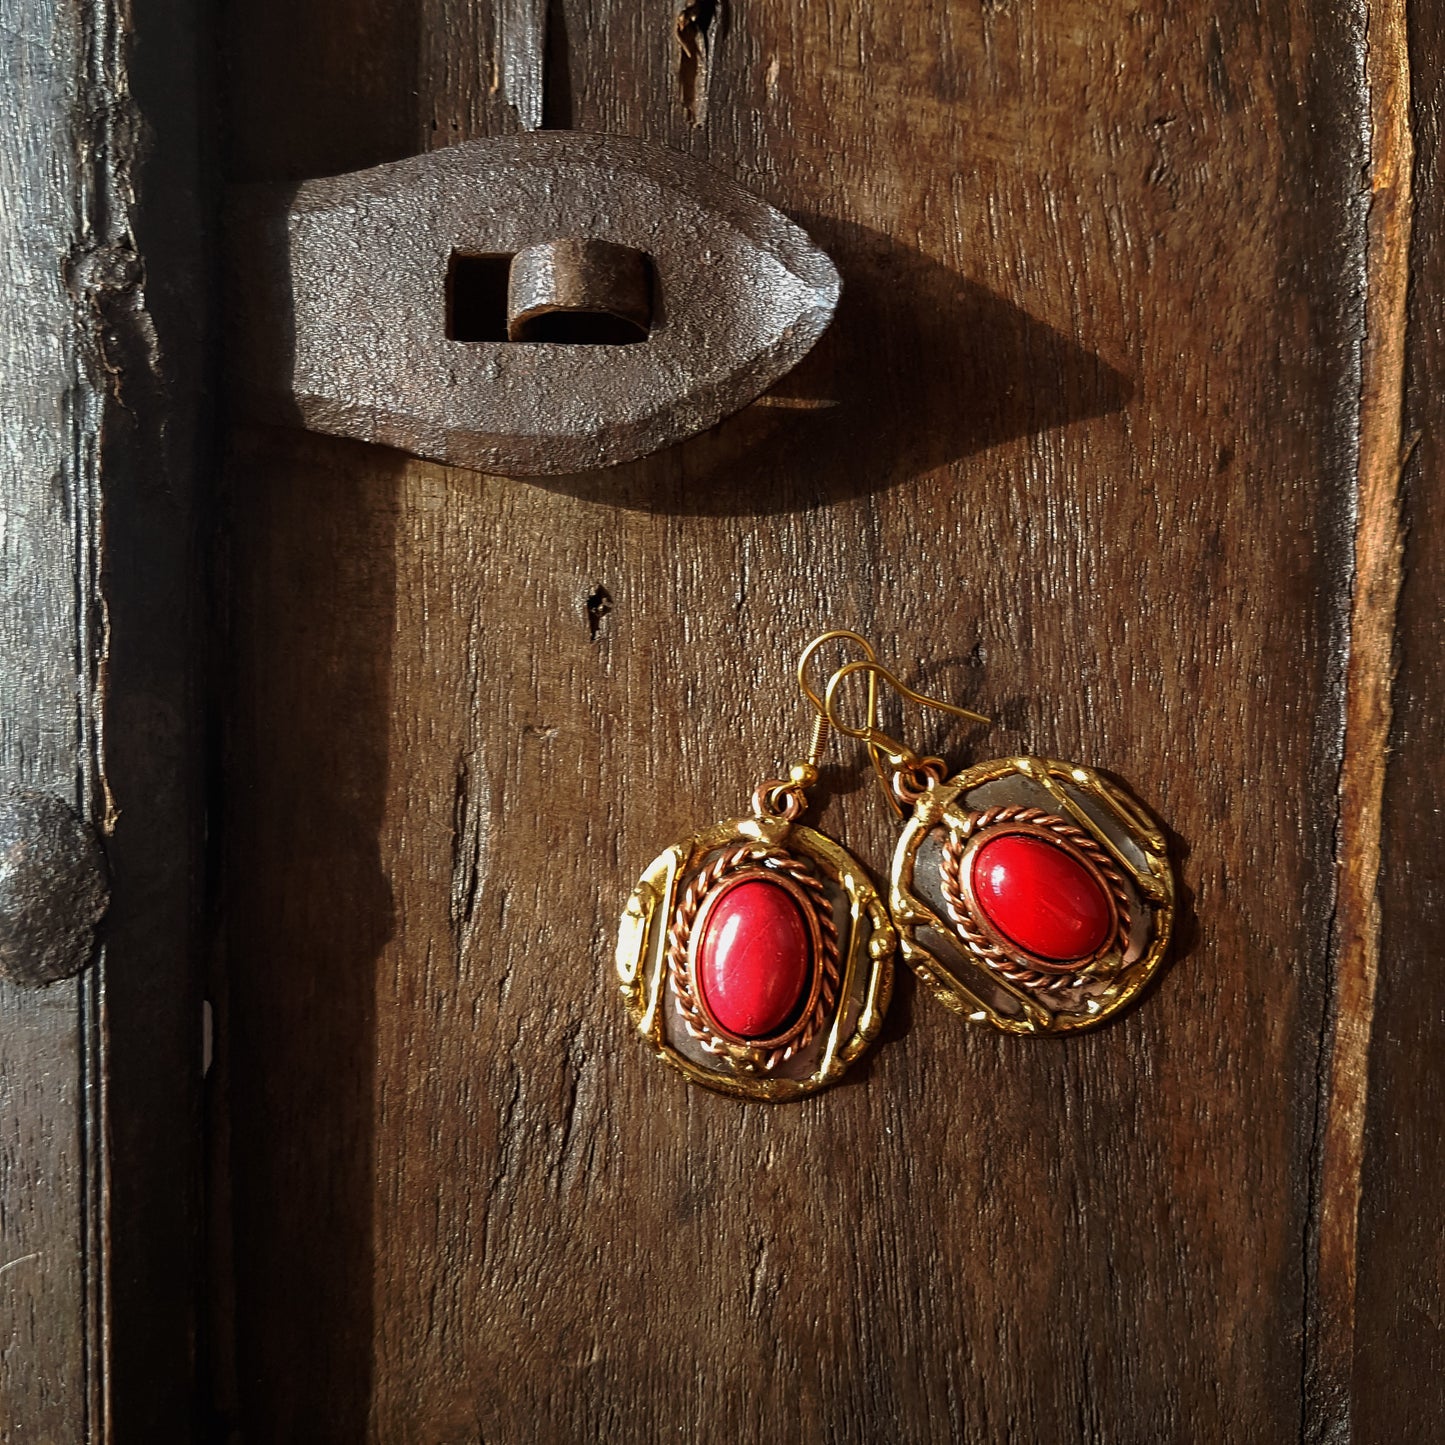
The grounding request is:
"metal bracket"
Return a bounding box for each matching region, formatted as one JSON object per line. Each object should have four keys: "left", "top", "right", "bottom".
{"left": 232, "top": 132, "right": 841, "bottom": 476}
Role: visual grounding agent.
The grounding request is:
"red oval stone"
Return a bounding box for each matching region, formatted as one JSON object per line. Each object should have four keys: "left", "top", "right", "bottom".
{"left": 970, "top": 833, "right": 1112, "bottom": 962}
{"left": 696, "top": 878, "right": 812, "bottom": 1039}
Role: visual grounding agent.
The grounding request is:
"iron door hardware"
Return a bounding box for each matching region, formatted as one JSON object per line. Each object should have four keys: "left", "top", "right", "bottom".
{"left": 233, "top": 132, "right": 841, "bottom": 476}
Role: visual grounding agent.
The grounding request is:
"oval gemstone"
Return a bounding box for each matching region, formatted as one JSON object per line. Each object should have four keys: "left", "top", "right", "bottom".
{"left": 970, "top": 833, "right": 1113, "bottom": 962}
{"left": 697, "top": 878, "right": 812, "bottom": 1039}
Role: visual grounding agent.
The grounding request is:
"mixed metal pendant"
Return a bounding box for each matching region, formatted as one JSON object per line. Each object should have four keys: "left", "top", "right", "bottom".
{"left": 890, "top": 755, "right": 1174, "bottom": 1034}
{"left": 616, "top": 767, "right": 895, "bottom": 1099}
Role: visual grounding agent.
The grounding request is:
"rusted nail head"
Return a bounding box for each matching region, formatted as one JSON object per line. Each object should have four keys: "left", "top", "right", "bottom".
{"left": 0, "top": 790, "right": 110, "bottom": 987}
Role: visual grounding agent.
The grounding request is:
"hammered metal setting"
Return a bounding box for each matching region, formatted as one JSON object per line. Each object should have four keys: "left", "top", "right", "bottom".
{"left": 618, "top": 811, "right": 894, "bottom": 1100}
{"left": 891, "top": 756, "right": 1174, "bottom": 1034}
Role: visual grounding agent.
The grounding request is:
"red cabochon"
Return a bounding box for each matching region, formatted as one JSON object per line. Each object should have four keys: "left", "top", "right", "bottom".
{"left": 971, "top": 833, "right": 1113, "bottom": 963}
{"left": 697, "top": 879, "right": 812, "bottom": 1039}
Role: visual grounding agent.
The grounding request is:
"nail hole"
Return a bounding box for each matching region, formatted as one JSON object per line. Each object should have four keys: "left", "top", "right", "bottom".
{"left": 586, "top": 585, "right": 613, "bottom": 639}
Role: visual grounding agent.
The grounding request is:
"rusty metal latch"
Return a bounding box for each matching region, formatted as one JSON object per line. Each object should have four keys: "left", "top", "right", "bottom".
{"left": 232, "top": 132, "right": 841, "bottom": 476}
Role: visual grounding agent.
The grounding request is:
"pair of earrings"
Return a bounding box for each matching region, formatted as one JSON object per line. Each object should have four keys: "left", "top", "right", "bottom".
{"left": 615, "top": 632, "right": 1175, "bottom": 1101}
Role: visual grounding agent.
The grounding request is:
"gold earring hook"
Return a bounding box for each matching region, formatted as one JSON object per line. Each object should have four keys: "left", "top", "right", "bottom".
{"left": 796, "top": 630, "right": 881, "bottom": 768}
{"left": 752, "top": 632, "right": 888, "bottom": 825}
{"left": 823, "top": 658, "right": 991, "bottom": 814}
{"left": 797, "top": 630, "right": 878, "bottom": 716}
{"left": 824, "top": 658, "right": 991, "bottom": 742}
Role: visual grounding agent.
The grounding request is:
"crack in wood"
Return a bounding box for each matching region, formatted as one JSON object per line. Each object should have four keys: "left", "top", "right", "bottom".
{"left": 495, "top": 0, "right": 546, "bottom": 131}
{"left": 1305, "top": 2, "right": 1413, "bottom": 1440}
{"left": 677, "top": 0, "right": 721, "bottom": 126}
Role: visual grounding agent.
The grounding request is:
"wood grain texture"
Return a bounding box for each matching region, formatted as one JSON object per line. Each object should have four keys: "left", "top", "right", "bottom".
{"left": 220, "top": 2, "right": 1374, "bottom": 1440}
{"left": 1351, "top": 2, "right": 1445, "bottom": 1439}
{"left": 1, "top": 1, "right": 112, "bottom": 1433}
{"left": 0, "top": 0, "right": 206, "bottom": 1438}
{"left": 1309, "top": 1, "right": 1411, "bottom": 1438}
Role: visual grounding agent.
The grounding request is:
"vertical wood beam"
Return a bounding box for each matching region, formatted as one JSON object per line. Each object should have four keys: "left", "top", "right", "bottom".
{"left": 1307, "top": 0, "right": 1412, "bottom": 1438}
{"left": 0, "top": 0, "right": 207, "bottom": 1436}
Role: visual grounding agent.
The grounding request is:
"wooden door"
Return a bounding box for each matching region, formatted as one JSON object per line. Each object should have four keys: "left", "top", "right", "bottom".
{"left": 5, "top": 0, "right": 1443, "bottom": 1441}
{"left": 209, "top": 1, "right": 1411, "bottom": 1437}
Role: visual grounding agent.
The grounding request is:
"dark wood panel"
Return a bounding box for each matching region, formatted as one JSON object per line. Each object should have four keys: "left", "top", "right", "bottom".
{"left": 220, "top": 2, "right": 1367, "bottom": 1440}
{"left": 101, "top": 0, "right": 211, "bottom": 1434}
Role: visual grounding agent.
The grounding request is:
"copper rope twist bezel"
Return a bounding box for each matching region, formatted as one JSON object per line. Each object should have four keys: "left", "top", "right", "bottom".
{"left": 938, "top": 806, "right": 1132, "bottom": 991}
{"left": 666, "top": 842, "right": 840, "bottom": 1071}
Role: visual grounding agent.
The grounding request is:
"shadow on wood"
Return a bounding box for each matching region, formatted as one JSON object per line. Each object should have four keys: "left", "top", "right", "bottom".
{"left": 220, "top": 437, "right": 401, "bottom": 1441}
{"left": 523, "top": 218, "right": 1133, "bottom": 515}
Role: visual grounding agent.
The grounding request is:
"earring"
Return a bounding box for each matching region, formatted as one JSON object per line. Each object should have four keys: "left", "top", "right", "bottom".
{"left": 615, "top": 634, "right": 896, "bottom": 1100}
{"left": 821, "top": 657, "right": 1175, "bottom": 1035}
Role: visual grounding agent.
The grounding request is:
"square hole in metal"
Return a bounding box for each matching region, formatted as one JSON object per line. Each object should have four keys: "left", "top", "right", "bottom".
{"left": 447, "top": 253, "right": 511, "bottom": 342}
{"left": 448, "top": 248, "right": 654, "bottom": 345}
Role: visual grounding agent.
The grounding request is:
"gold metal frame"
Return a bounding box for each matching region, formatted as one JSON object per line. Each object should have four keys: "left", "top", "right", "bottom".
{"left": 617, "top": 812, "right": 895, "bottom": 1100}
{"left": 891, "top": 756, "right": 1174, "bottom": 1035}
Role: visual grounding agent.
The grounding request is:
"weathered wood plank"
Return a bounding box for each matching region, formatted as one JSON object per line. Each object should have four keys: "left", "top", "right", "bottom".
{"left": 1307, "top": 1, "right": 1412, "bottom": 1438}
{"left": 1351, "top": 2, "right": 1445, "bottom": 1438}
{"left": 1, "top": 1, "right": 108, "bottom": 1431}
{"left": 220, "top": 2, "right": 1368, "bottom": 1439}
{"left": 0, "top": 0, "right": 206, "bottom": 1438}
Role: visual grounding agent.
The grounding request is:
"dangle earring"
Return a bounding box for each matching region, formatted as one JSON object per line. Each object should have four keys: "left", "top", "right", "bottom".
{"left": 615, "top": 634, "right": 896, "bottom": 1100}
{"left": 822, "top": 658, "right": 1175, "bottom": 1035}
